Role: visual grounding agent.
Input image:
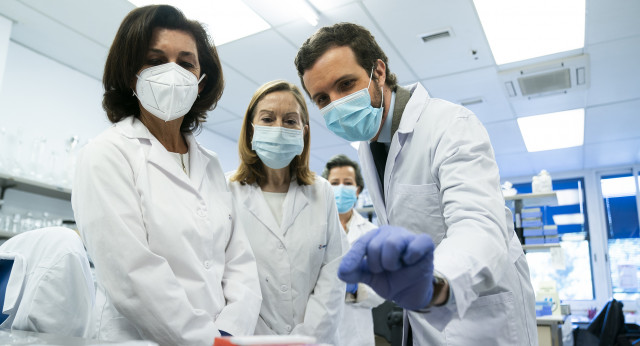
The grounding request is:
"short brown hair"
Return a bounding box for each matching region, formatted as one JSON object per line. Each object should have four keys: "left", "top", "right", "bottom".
{"left": 102, "top": 5, "right": 224, "bottom": 133}
{"left": 230, "top": 80, "right": 315, "bottom": 186}
{"left": 294, "top": 22, "right": 398, "bottom": 96}
{"left": 321, "top": 154, "right": 365, "bottom": 193}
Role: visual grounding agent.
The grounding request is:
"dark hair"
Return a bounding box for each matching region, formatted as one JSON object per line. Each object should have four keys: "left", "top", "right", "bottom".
{"left": 321, "top": 154, "right": 365, "bottom": 193}
{"left": 230, "top": 80, "right": 315, "bottom": 187}
{"left": 102, "top": 5, "right": 224, "bottom": 133}
{"left": 294, "top": 22, "right": 398, "bottom": 95}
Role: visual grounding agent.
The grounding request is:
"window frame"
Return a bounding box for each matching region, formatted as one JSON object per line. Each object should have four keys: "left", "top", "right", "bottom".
{"left": 503, "top": 166, "right": 640, "bottom": 316}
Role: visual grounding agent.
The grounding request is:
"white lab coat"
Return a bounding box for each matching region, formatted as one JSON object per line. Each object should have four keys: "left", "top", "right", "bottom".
{"left": 72, "top": 117, "right": 262, "bottom": 346}
{"left": 338, "top": 211, "right": 385, "bottom": 346}
{"left": 0, "top": 227, "right": 94, "bottom": 337}
{"left": 227, "top": 177, "right": 348, "bottom": 345}
{"left": 358, "top": 83, "right": 537, "bottom": 345}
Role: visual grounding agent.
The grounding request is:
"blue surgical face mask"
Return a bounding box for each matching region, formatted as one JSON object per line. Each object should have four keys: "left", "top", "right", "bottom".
{"left": 332, "top": 184, "right": 358, "bottom": 214}
{"left": 252, "top": 125, "right": 304, "bottom": 169}
{"left": 319, "top": 68, "right": 384, "bottom": 141}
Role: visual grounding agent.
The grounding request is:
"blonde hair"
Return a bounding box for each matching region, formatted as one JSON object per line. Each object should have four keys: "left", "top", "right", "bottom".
{"left": 230, "top": 80, "right": 315, "bottom": 186}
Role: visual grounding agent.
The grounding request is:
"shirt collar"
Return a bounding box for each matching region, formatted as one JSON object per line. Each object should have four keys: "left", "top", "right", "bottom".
{"left": 377, "top": 91, "right": 396, "bottom": 144}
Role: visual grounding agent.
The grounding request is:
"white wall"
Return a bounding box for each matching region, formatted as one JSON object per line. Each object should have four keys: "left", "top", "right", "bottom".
{"left": 0, "top": 15, "right": 11, "bottom": 96}
{"left": 0, "top": 41, "right": 107, "bottom": 220}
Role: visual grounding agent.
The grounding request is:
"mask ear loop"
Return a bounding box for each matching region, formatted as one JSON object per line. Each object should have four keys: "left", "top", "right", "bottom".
{"left": 368, "top": 64, "right": 384, "bottom": 109}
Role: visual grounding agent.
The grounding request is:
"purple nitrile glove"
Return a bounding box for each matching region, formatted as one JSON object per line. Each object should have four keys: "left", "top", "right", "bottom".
{"left": 346, "top": 283, "right": 358, "bottom": 294}
{"left": 338, "top": 225, "right": 435, "bottom": 310}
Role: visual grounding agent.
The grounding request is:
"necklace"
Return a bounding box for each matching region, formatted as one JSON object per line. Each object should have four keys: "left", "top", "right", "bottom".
{"left": 180, "top": 153, "right": 187, "bottom": 174}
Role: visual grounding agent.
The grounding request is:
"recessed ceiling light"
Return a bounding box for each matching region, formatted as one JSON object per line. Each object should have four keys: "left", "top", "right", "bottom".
{"left": 128, "top": 0, "right": 271, "bottom": 45}
{"left": 473, "top": 0, "right": 585, "bottom": 65}
{"left": 517, "top": 108, "right": 584, "bottom": 152}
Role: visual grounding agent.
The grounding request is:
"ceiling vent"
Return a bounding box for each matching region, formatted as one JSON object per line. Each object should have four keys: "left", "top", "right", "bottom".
{"left": 419, "top": 28, "right": 452, "bottom": 43}
{"left": 460, "top": 98, "right": 484, "bottom": 107}
{"left": 498, "top": 54, "right": 589, "bottom": 99}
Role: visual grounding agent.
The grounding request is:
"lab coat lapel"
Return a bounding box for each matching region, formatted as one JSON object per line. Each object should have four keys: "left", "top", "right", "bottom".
{"left": 147, "top": 136, "right": 192, "bottom": 185}
{"left": 242, "top": 184, "right": 284, "bottom": 241}
{"left": 358, "top": 142, "right": 388, "bottom": 225}
{"left": 184, "top": 134, "right": 211, "bottom": 190}
{"left": 384, "top": 85, "right": 422, "bottom": 200}
{"left": 280, "top": 180, "right": 308, "bottom": 236}
{"left": 118, "top": 117, "right": 193, "bottom": 187}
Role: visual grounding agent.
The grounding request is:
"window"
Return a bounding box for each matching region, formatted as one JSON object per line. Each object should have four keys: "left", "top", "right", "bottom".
{"left": 600, "top": 173, "right": 640, "bottom": 301}
{"left": 510, "top": 178, "right": 595, "bottom": 301}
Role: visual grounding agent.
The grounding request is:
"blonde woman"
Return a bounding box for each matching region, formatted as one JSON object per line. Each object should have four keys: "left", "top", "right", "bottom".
{"left": 228, "top": 80, "right": 347, "bottom": 345}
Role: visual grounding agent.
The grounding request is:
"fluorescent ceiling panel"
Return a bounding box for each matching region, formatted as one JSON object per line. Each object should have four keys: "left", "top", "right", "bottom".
{"left": 517, "top": 108, "right": 584, "bottom": 152}
{"left": 473, "top": 0, "right": 585, "bottom": 65}
{"left": 128, "top": 0, "right": 270, "bottom": 45}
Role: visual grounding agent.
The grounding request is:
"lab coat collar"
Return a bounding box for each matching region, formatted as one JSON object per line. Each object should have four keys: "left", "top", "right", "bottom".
{"left": 280, "top": 179, "right": 309, "bottom": 235}
{"left": 357, "top": 83, "right": 429, "bottom": 225}
{"left": 396, "top": 83, "right": 427, "bottom": 135}
{"left": 242, "top": 178, "right": 309, "bottom": 240}
{"left": 115, "top": 117, "right": 212, "bottom": 190}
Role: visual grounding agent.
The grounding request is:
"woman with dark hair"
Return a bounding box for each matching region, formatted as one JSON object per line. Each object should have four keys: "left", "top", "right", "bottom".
{"left": 228, "top": 80, "right": 347, "bottom": 345}
{"left": 71, "top": 5, "right": 261, "bottom": 345}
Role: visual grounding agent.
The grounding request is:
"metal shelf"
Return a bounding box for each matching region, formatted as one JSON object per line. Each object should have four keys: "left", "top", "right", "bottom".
{"left": 522, "top": 243, "right": 561, "bottom": 252}
{"left": 504, "top": 191, "right": 557, "bottom": 203}
{"left": 0, "top": 173, "right": 71, "bottom": 201}
{"left": 0, "top": 230, "right": 15, "bottom": 239}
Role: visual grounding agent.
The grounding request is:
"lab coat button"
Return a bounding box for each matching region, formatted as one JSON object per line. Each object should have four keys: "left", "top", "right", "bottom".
{"left": 204, "top": 260, "right": 211, "bottom": 269}
{"left": 285, "top": 325, "right": 291, "bottom": 332}
{"left": 278, "top": 243, "right": 284, "bottom": 250}
{"left": 280, "top": 285, "right": 288, "bottom": 292}
{"left": 197, "top": 208, "right": 207, "bottom": 218}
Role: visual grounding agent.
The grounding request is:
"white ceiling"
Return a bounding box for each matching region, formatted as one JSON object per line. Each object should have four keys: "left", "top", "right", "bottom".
{"left": 1, "top": 0, "right": 639, "bottom": 178}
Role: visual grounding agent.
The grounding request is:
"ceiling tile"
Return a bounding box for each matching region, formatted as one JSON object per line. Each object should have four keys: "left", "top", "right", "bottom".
{"left": 311, "top": 143, "right": 359, "bottom": 164}
{"left": 363, "top": 0, "right": 494, "bottom": 80}
{"left": 586, "top": 0, "right": 640, "bottom": 45}
{"left": 1, "top": 0, "right": 106, "bottom": 79}
{"left": 216, "top": 63, "right": 259, "bottom": 116}
{"left": 203, "top": 118, "right": 243, "bottom": 143}
{"left": 584, "top": 99, "right": 640, "bottom": 144}
{"left": 484, "top": 120, "right": 527, "bottom": 155}
{"left": 277, "top": 2, "right": 417, "bottom": 84}
{"left": 586, "top": 35, "right": 640, "bottom": 106}
{"left": 529, "top": 147, "right": 584, "bottom": 174}
{"left": 421, "top": 67, "right": 514, "bottom": 124}
{"left": 218, "top": 29, "right": 301, "bottom": 87}
{"left": 20, "top": 0, "right": 130, "bottom": 47}
{"left": 205, "top": 106, "right": 241, "bottom": 125}
{"left": 494, "top": 152, "right": 536, "bottom": 179}
{"left": 197, "top": 127, "right": 240, "bottom": 173}
{"left": 584, "top": 138, "right": 640, "bottom": 169}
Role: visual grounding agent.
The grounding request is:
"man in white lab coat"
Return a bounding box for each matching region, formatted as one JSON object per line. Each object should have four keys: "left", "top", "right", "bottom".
{"left": 295, "top": 23, "right": 537, "bottom": 345}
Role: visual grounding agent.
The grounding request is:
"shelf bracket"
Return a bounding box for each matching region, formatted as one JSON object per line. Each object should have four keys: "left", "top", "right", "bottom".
{"left": 0, "top": 182, "right": 17, "bottom": 211}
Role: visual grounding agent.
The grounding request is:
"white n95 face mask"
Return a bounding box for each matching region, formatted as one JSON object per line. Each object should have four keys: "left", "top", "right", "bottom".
{"left": 134, "top": 62, "right": 205, "bottom": 122}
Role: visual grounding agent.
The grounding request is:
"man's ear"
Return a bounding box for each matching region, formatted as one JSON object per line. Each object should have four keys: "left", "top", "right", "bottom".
{"left": 374, "top": 59, "right": 386, "bottom": 87}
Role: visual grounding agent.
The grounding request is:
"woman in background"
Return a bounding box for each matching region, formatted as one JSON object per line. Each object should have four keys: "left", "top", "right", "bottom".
{"left": 72, "top": 5, "right": 261, "bottom": 345}
{"left": 322, "top": 154, "right": 385, "bottom": 346}
{"left": 228, "top": 80, "right": 347, "bottom": 345}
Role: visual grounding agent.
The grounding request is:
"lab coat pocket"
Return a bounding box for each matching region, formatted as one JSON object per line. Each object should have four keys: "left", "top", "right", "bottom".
{"left": 389, "top": 183, "right": 445, "bottom": 245}
{"left": 444, "top": 291, "right": 518, "bottom": 345}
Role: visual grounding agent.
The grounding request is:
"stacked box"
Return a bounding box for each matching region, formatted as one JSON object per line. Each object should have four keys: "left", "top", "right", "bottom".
{"left": 521, "top": 207, "right": 544, "bottom": 245}
{"left": 543, "top": 225, "right": 560, "bottom": 243}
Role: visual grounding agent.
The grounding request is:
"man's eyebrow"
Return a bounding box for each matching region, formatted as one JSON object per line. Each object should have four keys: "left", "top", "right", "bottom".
{"left": 310, "top": 74, "right": 357, "bottom": 101}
